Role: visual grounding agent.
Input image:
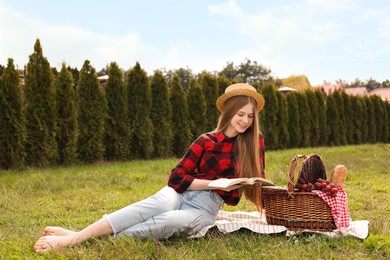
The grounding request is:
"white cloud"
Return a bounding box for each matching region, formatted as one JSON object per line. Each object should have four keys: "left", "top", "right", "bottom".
{"left": 1, "top": 5, "right": 155, "bottom": 70}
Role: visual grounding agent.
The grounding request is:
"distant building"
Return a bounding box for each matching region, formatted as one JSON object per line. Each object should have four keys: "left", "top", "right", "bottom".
{"left": 344, "top": 87, "right": 368, "bottom": 96}
{"left": 278, "top": 86, "right": 297, "bottom": 95}
{"left": 98, "top": 75, "right": 109, "bottom": 87}
{"left": 368, "top": 88, "right": 390, "bottom": 102}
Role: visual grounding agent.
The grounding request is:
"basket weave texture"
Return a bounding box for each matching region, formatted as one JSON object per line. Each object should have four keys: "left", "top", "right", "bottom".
{"left": 262, "top": 155, "right": 336, "bottom": 231}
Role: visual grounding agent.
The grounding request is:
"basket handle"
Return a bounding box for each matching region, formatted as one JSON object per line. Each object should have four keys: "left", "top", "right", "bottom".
{"left": 287, "top": 154, "right": 307, "bottom": 197}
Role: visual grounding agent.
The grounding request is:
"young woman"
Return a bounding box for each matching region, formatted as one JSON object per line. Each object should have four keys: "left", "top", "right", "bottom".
{"left": 34, "top": 83, "right": 266, "bottom": 252}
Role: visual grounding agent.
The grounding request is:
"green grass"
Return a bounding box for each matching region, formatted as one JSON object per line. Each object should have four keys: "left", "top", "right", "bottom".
{"left": 1, "top": 144, "right": 389, "bottom": 259}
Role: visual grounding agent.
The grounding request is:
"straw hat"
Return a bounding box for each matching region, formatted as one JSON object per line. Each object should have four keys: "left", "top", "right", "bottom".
{"left": 216, "top": 83, "right": 265, "bottom": 112}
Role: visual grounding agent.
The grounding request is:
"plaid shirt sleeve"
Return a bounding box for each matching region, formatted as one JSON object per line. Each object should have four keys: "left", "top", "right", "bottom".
{"left": 167, "top": 135, "right": 206, "bottom": 193}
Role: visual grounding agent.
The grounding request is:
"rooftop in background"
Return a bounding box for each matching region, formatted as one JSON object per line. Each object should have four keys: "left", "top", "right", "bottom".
{"left": 368, "top": 88, "right": 390, "bottom": 102}
{"left": 344, "top": 87, "right": 368, "bottom": 96}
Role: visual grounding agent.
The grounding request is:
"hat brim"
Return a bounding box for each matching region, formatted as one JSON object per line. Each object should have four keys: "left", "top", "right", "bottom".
{"left": 216, "top": 89, "right": 265, "bottom": 112}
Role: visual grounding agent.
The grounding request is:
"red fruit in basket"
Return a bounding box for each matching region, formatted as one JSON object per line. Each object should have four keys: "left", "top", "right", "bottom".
{"left": 317, "top": 178, "right": 324, "bottom": 183}
{"left": 302, "top": 184, "right": 308, "bottom": 191}
{"left": 321, "top": 182, "right": 328, "bottom": 189}
{"left": 331, "top": 187, "right": 338, "bottom": 193}
{"left": 307, "top": 183, "right": 313, "bottom": 190}
{"left": 325, "top": 185, "right": 332, "bottom": 192}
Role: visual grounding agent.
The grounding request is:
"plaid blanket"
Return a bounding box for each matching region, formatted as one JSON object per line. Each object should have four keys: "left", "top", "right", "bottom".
{"left": 312, "top": 186, "right": 351, "bottom": 229}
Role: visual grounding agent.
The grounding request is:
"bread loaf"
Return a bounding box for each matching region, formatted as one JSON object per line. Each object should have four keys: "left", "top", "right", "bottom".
{"left": 330, "top": 165, "right": 348, "bottom": 187}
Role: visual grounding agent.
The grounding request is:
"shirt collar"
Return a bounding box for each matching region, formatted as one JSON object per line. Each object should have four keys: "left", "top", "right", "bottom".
{"left": 215, "top": 131, "right": 237, "bottom": 143}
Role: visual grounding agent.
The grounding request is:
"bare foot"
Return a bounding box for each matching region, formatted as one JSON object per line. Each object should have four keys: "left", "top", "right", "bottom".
{"left": 43, "top": 226, "right": 76, "bottom": 236}
{"left": 34, "top": 235, "right": 74, "bottom": 252}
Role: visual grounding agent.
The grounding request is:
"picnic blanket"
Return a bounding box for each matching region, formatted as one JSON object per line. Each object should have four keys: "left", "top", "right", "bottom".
{"left": 191, "top": 210, "right": 369, "bottom": 239}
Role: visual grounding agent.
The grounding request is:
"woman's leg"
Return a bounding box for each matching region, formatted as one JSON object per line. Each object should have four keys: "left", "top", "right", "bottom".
{"left": 117, "top": 190, "right": 224, "bottom": 240}
{"left": 34, "top": 218, "right": 112, "bottom": 252}
{"left": 35, "top": 186, "right": 180, "bottom": 252}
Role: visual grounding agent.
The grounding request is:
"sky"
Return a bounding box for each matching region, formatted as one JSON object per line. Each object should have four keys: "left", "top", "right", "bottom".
{"left": 1, "top": 0, "right": 389, "bottom": 86}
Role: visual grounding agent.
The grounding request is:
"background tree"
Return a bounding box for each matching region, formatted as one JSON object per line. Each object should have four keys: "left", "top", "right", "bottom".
{"left": 0, "top": 58, "right": 26, "bottom": 169}
{"left": 371, "top": 95, "right": 385, "bottom": 143}
{"left": 219, "top": 58, "right": 272, "bottom": 85}
{"left": 200, "top": 72, "right": 219, "bottom": 131}
{"left": 24, "top": 39, "right": 57, "bottom": 166}
{"left": 296, "top": 92, "right": 310, "bottom": 147}
{"left": 304, "top": 89, "right": 320, "bottom": 147}
{"left": 77, "top": 60, "right": 107, "bottom": 163}
{"left": 286, "top": 92, "right": 301, "bottom": 148}
{"left": 170, "top": 73, "right": 191, "bottom": 157}
{"left": 326, "top": 93, "right": 342, "bottom": 146}
{"left": 350, "top": 96, "right": 363, "bottom": 144}
{"left": 333, "top": 91, "right": 347, "bottom": 145}
{"left": 55, "top": 63, "right": 77, "bottom": 164}
{"left": 217, "top": 75, "right": 231, "bottom": 96}
{"left": 104, "top": 62, "right": 130, "bottom": 161}
{"left": 150, "top": 70, "right": 173, "bottom": 158}
{"left": 187, "top": 78, "right": 207, "bottom": 139}
{"left": 275, "top": 91, "right": 289, "bottom": 149}
{"left": 341, "top": 92, "right": 354, "bottom": 144}
{"left": 364, "top": 96, "right": 376, "bottom": 143}
{"left": 359, "top": 96, "right": 368, "bottom": 144}
{"left": 127, "top": 62, "right": 153, "bottom": 159}
{"left": 382, "top": 101, "right": 390, "bottom": 143}
{"left": 261, "top": 84, "right": 279, "bottom": 150}
{"left": 315, "top": 90, "right": 329, "bottom": 146}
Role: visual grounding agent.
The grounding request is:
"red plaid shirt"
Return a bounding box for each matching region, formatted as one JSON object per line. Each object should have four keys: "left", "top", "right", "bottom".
{"left": 168, "top": 131, "right": 265, "bottom": 206}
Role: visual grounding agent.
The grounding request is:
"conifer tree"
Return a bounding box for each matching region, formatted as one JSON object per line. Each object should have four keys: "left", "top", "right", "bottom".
{"left": 359, "top": 96, "right": 368, "bottom": 144}
{"left": 126, "top": 62, "right": 153, "bottom": 159}
{"left": 170, "top": 73, "right": 191, "bottom": 157}
{"left": 372, "top": 95, "right": 385, "bottom": 143}
{"left": 304, "top": 89, "right": 320, "bottom": 147}
{"left": 55, "top": 63, "right": 77, "bottom": 164}
{"left": 150, "top": 70, "right": 173, "bottom": 158}
{"left": 326, "top": 93, "right": 341, "bottom": 146}
{"left": 104, "top": 62, "right": 130, "bottom": 161}
{"left": 200, "top": 72, "right": 219, "bottom": 131}
{"left": 261, "top": 84, "right": 279, "bottom": 150}
{"left": 364, "top": 96, "right": 376, "bottom": 143}
{"left": 217, "top": 75, "right": 231, "bottom": 96}
{"left": 24, "top": 39, "right": 57, "bottom": 166}
{"left": 275, "top": 91, "right": 289, "bottom": 149}
{"left": 382, "top": 101, "right": 390, "bottom": 143}
{"left": 77, "top": 60, "right": 107, "bottom": 163}
{"left": 286, "top": 92, "right": 301, "bottom": 148}
{"left": 350, "top": 96, "right": 363, "bottom": 144}
{"left": 296, "top": 92, "right": 310, "bottom": 147}
{"left": 333, "top": 91, "right": 347, "bottom": 145}
{"left": 315, "top": 90, "right": 328, "bottom": 146}
{"left": 0, "top": 59, "right": 26, "bottom": 169}
{"left": 187, "top": 78, "right": 207, "bottom": 139}
{"left": 341, "top": 92, "right": 354, "bottom": 144}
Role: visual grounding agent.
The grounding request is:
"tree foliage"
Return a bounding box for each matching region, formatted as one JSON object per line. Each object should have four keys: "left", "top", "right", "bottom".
{"left": 55, "top": 63, "right": 78, "bottom": 164}
{"left": 24, "top": 39, "right": 57, "bottom": 166}
{"left": 304, "top": 89, "right": 320, "bottom": 147}
{"left": 150, "top": 70, "right": 173, "bottom": 158}
{"left": 127, "top": 62, "right": 153, "bottom": 159}
{"left": 170, "top": 73, "right": 191, "bottom": 157}
{"left": 0, "top": 58, "right": 26, "bottom": 169}
{"left": 104, "top": 62, "right": 130, "bottom": 161}
{"left": 261, "top": 84, "right": 279, "bottom": 150}
{"left": 77, "top": 60, "right": 107, "bottom": 163}
{"left": 275, "top": 91, "right": 289, "bottom": 149}
{"left": 187, "top": 78, "right": 207, "bottom": 139}
{"left": 200, "top": 72, "right": 219, "bottom": 131}
{"left": 286, "top": 92, "right": 301, "bottom": 148}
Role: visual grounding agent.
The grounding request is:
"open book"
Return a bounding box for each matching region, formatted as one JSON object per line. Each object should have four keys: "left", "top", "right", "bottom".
{"left": 208, "top": 177, "right": 275, "bottom": 189}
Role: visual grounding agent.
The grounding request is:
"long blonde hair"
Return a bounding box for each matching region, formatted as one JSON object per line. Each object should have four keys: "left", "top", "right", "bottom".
{"left": 215, "top": 95, "right": 264, "bottom": 211}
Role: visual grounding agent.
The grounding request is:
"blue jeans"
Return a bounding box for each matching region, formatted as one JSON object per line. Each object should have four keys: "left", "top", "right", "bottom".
{"left": 105, "top": 186, "right": 224, "bottom": 239}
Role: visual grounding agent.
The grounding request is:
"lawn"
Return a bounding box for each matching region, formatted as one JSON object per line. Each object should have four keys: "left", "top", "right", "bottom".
{"left": 1, "top": 144, "right": 389, "bottom": 259}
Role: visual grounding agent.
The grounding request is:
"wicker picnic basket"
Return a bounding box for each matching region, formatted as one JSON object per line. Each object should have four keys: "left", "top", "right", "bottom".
{"left": 261, "top": 155, "right": 336, "bottom": 231}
